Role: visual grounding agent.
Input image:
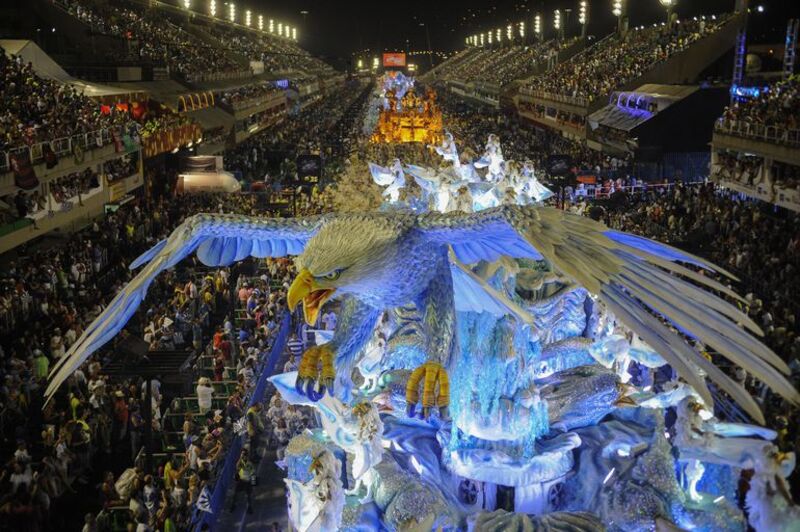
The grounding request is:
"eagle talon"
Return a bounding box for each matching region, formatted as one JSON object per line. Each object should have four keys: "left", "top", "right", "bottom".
{"left": 297, "top": 345, "right": 336, "bottom": 400}
{"left": 405, "top": 361, "right": 450, "bottom": 421}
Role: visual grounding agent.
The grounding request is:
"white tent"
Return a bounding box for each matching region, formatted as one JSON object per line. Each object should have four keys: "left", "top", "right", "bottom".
{"left": 175, "top": 172, "right": 241, "bottom": 194}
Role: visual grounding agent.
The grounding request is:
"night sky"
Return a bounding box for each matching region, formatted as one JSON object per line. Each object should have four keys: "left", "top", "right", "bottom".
{"left": 250, "top": 0, "right": 799, "bottom": 64}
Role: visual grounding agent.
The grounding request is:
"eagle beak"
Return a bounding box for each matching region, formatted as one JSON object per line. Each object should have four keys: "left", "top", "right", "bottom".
{"left": 288, "top": 269, "right": 336, "bottom": 326}
{"left": 614, "top": 382, "right": 637, "bottom": 408}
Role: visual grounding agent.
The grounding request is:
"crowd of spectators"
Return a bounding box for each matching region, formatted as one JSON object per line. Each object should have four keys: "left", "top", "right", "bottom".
{"left": 217, "top": 84, "right": 282, "bottom": 111}
{"left": 0, "top": 50, "right": 124, "bottom": 151}
{"left": 202, "top": 24, "right": 334, "bottom": 76}
{"left": 717, "top": 75, "right": 800, "bottom": 139}
{"left": 0, "top": 190, "right": 299, "bottom": 529}
{"left": 525, "top": 17, "right": 729, "bottom": 103}
{"left": 103, "top": 155, "right": 139, "bottom": 184}
{"left": 225, "top": 79, "right": 372, "bottom": 190}
{"left": 49, "top": 167, "right": 101, "bottom": 205}
{"left": 60, "top": 0, "right": 244, "bottom": 80}
{"left": 589, "top": 183, "right": 800, "bottom": 451}
{"left": 435, "top": 39, "right": 573, "bottom": 87}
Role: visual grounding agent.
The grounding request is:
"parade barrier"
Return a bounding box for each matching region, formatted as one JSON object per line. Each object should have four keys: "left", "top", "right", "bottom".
{"left": 193, "top": 311, "right": 292, "bottom": 530}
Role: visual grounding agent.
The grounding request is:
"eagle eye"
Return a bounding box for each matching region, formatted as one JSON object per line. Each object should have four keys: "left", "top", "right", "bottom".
{"left": 317, "top": 269, "right": 343, "bottom": 282}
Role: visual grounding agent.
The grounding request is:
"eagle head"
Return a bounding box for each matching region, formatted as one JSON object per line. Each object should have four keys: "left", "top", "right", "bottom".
{"left": 288, "top": 217, "right": 404, "bottom": 325}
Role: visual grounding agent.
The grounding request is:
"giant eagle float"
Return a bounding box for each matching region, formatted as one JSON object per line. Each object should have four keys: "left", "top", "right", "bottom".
{"left": 47, "top": 204, "right": 799, "bottom": 426}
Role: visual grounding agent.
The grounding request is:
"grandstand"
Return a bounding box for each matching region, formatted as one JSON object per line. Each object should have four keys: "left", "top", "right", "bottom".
{"left": 514, "top": 15, "right": 743, "bottom": 137}
{"left": 1, "top": 1, "right": 800, "bottom": 531}
{"left": 711, "top": 75, "right": 800, "bottom": 211}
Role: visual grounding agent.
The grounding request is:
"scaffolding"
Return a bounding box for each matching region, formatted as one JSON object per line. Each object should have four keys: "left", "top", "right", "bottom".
{"left": 784, "top": 19, "right": 799, "bottom": 80}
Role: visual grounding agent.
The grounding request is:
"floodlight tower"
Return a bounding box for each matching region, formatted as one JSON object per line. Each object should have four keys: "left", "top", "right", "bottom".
{"left": 579, "top": 1, "right": 589, "bottom": 38}
{"left": 554, "top": 9, "right": 564, "bottom": 41}
{"left": 659, "top": 0, "right": 675, "bottom": 29}
{"left": 612, "top": 0, "right": 628, "bottom": 35}
{"left": 534, "top": 14, "right": 542, "bottom": 42}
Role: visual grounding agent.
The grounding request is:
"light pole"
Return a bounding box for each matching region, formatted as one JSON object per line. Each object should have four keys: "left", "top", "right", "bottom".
{"left": 660, "top": 0, "right": 675, "bottom": 28}
{"left": 554, "top": 9, "right": 563, "bottom": 41}
{"left": 579, "top": 1, "right": 588, "bottom": 38}
{"left": 419, "top": 22, "right": 434, "bottom": 69}
{"left": 612, "top": 0, "right": 627, "bottom": 35}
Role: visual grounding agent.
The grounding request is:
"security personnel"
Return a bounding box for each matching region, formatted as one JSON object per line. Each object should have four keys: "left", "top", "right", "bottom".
{"left": 246, "top": 402, "right": 265, "bottom": 457}
{"left": 230, "top": 448, "right": 256, "bottom": 514}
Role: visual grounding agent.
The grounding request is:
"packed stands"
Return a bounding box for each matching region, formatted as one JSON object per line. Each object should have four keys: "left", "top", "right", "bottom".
{"left": 0, "top": 49, "right": 126, "bottom": 151}
{"left": 524, "top": 17, "right": 732, "bottom": 104}
{"left": 433, "top": 39, "right": 575, "bottom": 87}
{"left": 58, "top": 0, "right": 246, "bottom": 81}
{"left": 711, "top": 76, "right": 800, "bottom": 211}
{"left": 716, "top": 75, "right": 800, "bottom": 146}
{"left": 203, "top": 23, "right": 333, "bottom": 76}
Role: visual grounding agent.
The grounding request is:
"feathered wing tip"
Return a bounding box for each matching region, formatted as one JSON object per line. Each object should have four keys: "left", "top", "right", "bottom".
{"left": 130, "top": 238, "right": 168, "bottom": 270}
{"left": 604, "top": 230, "right": 738, "bottom": 280}
{"left": 419, "top": 205, "right": 799, "bottom": 423}
{"left": 45, "top": 214, "right": 324, "bottom": 403}
{"left": 544, "top": 214, "right": 800, "bottom": 423}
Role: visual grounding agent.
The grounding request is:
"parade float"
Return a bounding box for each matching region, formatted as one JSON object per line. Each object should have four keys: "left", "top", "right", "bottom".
{"left": 369, "top": 73, "right": 443, "bottom": 145}
{"left": 48, "top": 130, "right": 800, "bottom": 532}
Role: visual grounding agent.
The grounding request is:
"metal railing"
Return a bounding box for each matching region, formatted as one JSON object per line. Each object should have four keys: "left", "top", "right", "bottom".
{"left": 714, "top": 118, "right": 800, "bottom": 149}
{"left": 1, "top": 123, "right": 140, "bottom": 173}
{"left": 562, "top": 180, "right": 707, "bottom": 202}
{"left": 517, "top": 88, "right": 590, "bottom": 108}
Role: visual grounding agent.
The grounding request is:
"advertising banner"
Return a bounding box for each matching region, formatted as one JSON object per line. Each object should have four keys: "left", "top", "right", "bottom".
{"left": 383, "top": 53, "right": 407, "bottom": 68}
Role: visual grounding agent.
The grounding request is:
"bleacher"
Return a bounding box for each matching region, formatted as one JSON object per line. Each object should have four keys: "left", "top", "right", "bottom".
{"left": 94, "top": 264, "right": 294, "bottom": 531}
{"left": 711, "top": 76, "right": 800, "bottom": 212}
{"left": 514, "top": 13, "right": 744, "bottom": 138}
{"left": 48, "top": 0, "right": 335, "bottom": 83}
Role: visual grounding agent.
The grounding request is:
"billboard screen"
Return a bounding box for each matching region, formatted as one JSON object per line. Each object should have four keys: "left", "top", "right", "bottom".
{"left": 383, "top": 53, "right": 407, "bottom": 67}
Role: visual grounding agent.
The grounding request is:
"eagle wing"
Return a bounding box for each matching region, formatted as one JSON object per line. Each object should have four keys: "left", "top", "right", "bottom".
{"left": 417, "top": 205, "right": 798, "bottom": 424}
{"left": 46, "top": 213, "right": 327, "bottom": 401}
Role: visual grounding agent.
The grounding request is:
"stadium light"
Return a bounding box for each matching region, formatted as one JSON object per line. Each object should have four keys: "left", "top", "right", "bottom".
{"left": 480, "top": 33, "right": 485, "bottom": 46}
{"left": 579, "top": 1, "right": 588, "bottom": 25}
{"left": 209, "top": 0, "right": 216, "bottom": 17}
{"left": 496, "top": 28, "right": 501, "bottom": 42}
{"left": 554, "top": 9, "right": 561, "bottom": 30}
{"left": 228, "top": 2, "right": 235, "bottom": 22}
{"left": 612, "top": 0, "right": 623, "bottom": 17}
{"left": 245, "top": 10, "right": 251, "bottom": 27}
{"left": 534, "top": 14, "right": 541, "bottom": 36}
{"left": 278, "top": 22, "right": 283, "bottom": 36}
{"left": 258, "top": 14, "right": 263, "bottom": 31}
{"left": 506, "top": 24, "right": 513, "bottom": 41}
{"left": 519, "top": 21, "right": 525, "bottom": 38}
{"left": 269, "top": 19, "right": 274, "bottom": 33}
{"left": 357, "top": 58, "right": 363, "bottom": 69}
{"left": 372, "top": 56, "right": 379, "bottom": 70}
{"left": 183, "top": 0, "right": 190, "bottom": 9}
{"left": 292, "top": 27, "right": 297, "bottom": 40}
{"left": 487, "top": 31, "right": 493, "bottom": 44}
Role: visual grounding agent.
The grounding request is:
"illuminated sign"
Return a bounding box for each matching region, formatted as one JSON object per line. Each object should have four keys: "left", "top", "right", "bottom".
{"left": 383, "top": 53, "right": 407, "bottom": 67}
